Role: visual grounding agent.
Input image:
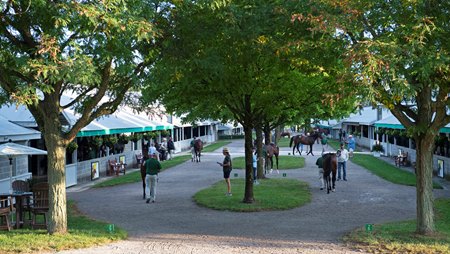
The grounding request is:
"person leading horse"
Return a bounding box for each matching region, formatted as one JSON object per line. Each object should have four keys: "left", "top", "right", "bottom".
{"left": 322, "top": 152, "right": 338, "bottom": 194}
{"left": 265, "top": 142, "right": 279, "bottom": 174}
{"left": 193, "top": 138, "right": 203, "bottom": 162}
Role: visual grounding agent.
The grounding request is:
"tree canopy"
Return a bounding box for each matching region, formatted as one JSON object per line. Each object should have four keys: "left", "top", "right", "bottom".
{"left": 311, "top": 0, "right": 450, "bottom": 234}
{"left": 0, "top": 0, "right": 162, "bottom": 233}
{"left": 144, "top": 0, "right": 359, "bottom": 202}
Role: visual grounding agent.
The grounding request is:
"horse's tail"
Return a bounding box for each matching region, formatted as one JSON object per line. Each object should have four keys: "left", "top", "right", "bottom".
{"left": 289, "top": 136, "right": 293, "bottom": 147}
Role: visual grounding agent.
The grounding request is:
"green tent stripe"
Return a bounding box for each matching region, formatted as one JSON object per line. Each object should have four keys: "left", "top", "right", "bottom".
{"left": 374, "top": 123, "right": 450, "bottom": 133}
{"left": 316, "top": 124, "right": 332, "bottom": 129}
{"left": 76, "top": 125, "right": 173, "bottom": 137}
{"left": 441, "top": 128, "right": 450, "bottom": 133}
{"left": 374, "top": 123, "right": 405, "bottom": 129}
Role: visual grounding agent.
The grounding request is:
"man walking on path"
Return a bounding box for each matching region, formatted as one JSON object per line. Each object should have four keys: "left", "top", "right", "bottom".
{"left": 315, "top": 155, "right": 325, "bottom": 190}
{"left": 144, "top": 153, "right": 161, "bottom": 203}
{"left": 337, "top": 143, "right": 349, "bottom": 181}
{"left": 190, "top": 137, "right": 196, "bottom": 161}
{"left": 347, "top": 135, "right": 356, "bottom": 157}
{"left": 167, "top": 137, "right": 175, "bottom": 160}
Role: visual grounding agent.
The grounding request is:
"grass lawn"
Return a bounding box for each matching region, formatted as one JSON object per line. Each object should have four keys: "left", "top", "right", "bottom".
{"left": 345, "top": 198, "right": 450, "bottom": 254}
{"left": 194, "top": 178, "right": 311, "bottom": 212}
{"left": 93, "top": 155, "right": 191, "bottom": 188}
{"left": 351, "top": 154, "right": 442, "bottom": 189}
{"left": 277, "top": 137, "right": 292, "bottom": 147}
{"left": 327, "top": 139, "right": 341, "bottom": 150}
{"left": 202, "top": 141, "right": 232, "bottom": 152}
{"left": 326, "top": 139, "right": 442, "bottom": 189}
{"left": 0, "top": 201, "right": 127, "bottom": 253}
{"left": 232, "top": 156, "right": 305, "bottom": 169}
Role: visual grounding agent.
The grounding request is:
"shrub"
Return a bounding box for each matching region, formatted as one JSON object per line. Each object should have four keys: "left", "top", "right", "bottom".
{"left": 372, "top": 143, "right": 384, "bottom": 152}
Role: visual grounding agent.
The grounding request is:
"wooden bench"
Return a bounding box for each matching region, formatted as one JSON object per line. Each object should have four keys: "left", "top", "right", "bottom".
{"left": 30, "top": 182, "right": 49, "bottom": 230}
{"left": 117, "top": 162, "right": 126, "bottom": 175}
{"left": 107, "top": 159, "right": 119, "bottom": 176}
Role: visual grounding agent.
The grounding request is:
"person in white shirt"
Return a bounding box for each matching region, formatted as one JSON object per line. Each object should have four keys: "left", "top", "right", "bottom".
{"left": 148, "top": 143, "right": 159, "bottom": 161}
{"left": 337, "top": 143, "right": 349, "bottom": 181}
{"left": 160, "top": 138, "right": 168, "bottom": 161}
{"left": 252, "top": 147, "right": 259, "bottom": 185}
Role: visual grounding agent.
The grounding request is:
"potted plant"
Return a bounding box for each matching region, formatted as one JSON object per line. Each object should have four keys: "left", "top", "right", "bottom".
{"left": 66, "top": 141, "right": 78, "bottom": 154}
{"left": 371, "top": 143, "right": 384, "bottom": 157}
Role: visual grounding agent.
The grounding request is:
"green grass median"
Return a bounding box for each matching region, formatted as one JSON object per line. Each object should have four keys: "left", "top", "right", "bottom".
{"left": 194, "top": 178, "right": 311, "bottom": 212}
{"left": 351, "top": 154, "right": 442, "bottom": 189}
{"left": 232, "top": 155, "right": 305, "bottom": 169}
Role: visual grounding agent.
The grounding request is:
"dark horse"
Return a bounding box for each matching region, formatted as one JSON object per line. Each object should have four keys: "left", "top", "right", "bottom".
{"left": 289, "top": 132, "right": 321, "bottom": 156}
{"left": 280, "top": 131, "right": 291, "bottom": 138}
{"left": 192, "top": 139, "right": 203, "bottom": 162}
{"left": 265, "top": 143, "right": 279, "bottom": 174}
{"left": 140, "top": 155, "right": 149, "bottom": 199}
{"left": 323, "top": 152, "right": 338, "bottom": 194}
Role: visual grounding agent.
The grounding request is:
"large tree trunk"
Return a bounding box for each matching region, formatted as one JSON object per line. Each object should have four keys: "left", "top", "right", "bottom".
{"left": 264, "top": 124, "right": 271, "bottom": 145}
{"left": 243, "top": 124, "right": 254, "bottom": 203}
{"left": 43, "top": 125, "right": 68, "bottom": 234}
{"left": 415, "top": 134, "right": 435, "bottom": 234}
{"left": 242, "top": 94, "right": 254, "bottom": 203}
{"left": 255, "top": 127, "right": 265, "bottom": 179}
{"left": 274, "top": 125, "right": 283, "bottom": 145}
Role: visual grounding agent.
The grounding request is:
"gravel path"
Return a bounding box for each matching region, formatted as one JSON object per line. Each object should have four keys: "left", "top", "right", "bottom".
{"left": 58, "top": 139, "right": 450, "bottom": 254}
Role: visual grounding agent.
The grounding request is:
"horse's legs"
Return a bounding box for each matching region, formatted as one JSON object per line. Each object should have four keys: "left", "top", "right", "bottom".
{"left": 332, "top": 169, "right": 336, "bottom": 192}
{"left": 275, "top": 154, "right": 279, "bottom": 170}
{"left": 142, "top": 178, "right": 146, "bottom": 199}
{"left": 296, "top": 143, "right": 301, "bottom": 155}
{"left": 325, "top": 175, "right": 330, "bottom": 194}
{"left": 264, "top": 156, "right": 268, "bottom": 175}
{"left": 308, "top": 144, "right": 314, "bottom": 156}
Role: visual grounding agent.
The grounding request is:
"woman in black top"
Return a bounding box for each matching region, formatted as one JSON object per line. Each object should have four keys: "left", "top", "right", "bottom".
{"left": 218, "top": 147, "right": 232, "bottom": 196}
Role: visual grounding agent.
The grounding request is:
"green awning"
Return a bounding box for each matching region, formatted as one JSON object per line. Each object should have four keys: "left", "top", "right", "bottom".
{"left": 73, "top": 108, "right": 173, "bottom": 138}
{"left": 373, "top": 123, "right": 405, "bottom": 130}
{"left": 374, "top": 123, "right": 450, "bottom": 133}
{"left": 315, "top": 124, "right": 332, "bottom": 129}
{"left": 76, "top": 125, "right": 172, "bottom": 137}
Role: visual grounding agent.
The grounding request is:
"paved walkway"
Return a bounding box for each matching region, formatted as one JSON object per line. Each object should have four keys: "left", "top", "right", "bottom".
{"left": 58, "top": 139, "right": 450, "bottom": 254}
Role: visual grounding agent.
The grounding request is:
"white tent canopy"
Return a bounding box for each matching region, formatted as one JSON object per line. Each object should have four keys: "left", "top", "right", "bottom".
{"left": 0, "top": 142, "right": 47, "bottom": 193}
{"left": 0, "top": 115, "right": 41, "bottom": 142}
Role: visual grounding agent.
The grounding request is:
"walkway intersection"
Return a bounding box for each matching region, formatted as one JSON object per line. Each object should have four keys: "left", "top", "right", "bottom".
{"left": 61, "top": 139, "right": 450, "bottom": 254}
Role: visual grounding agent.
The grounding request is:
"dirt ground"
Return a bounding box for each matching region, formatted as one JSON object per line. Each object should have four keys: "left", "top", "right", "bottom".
{"left": 57, "top": 139, "right": 450, "bottom": 254}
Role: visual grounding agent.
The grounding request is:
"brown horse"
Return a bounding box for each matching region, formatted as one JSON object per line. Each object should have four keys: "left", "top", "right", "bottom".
{"left": 280, "top": 131, "right": 291, "bottom": 138}
{"left": 322, "top": 152, "right": 337, "bottom": 194}
{"left": 289, "top": 132, "right": 321, "bottom": 156}
{"left": 140, "top": 155, "right": 149, "bottom": 199}
{"left": 192, "top": 139, "right": 203, "bottom": 162}
{"left": 265, "top": 143, "right": 279, "bottom": 173}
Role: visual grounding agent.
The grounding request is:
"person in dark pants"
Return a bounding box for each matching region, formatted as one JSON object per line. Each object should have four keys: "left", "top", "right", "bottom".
{"left": 252, "top": 147, "right": 259, "bottom": 185}
{"left": 337, "top": 143, "right": 349, "bottom": 181}
{"left": 144, "top": 153, "right": 162, "bottom": 203}
{"left": 315, "top": 155, "right": 325, "bottom": 190}
{"left": 167, "top": 137, "right": 175, "bottom": 160}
